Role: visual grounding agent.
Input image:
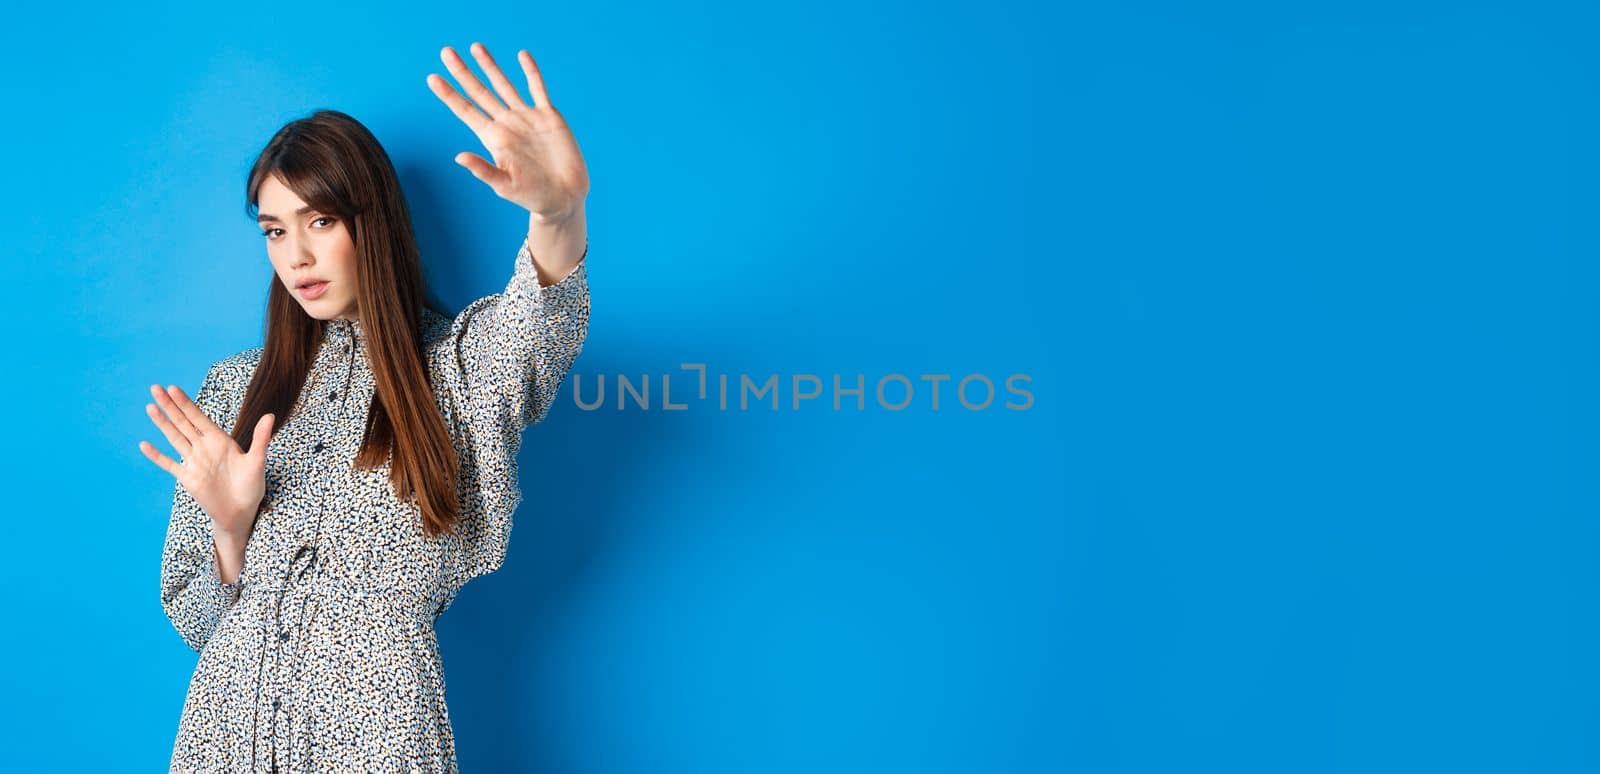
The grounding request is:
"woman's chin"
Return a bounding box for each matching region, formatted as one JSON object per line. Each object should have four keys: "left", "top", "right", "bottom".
{"left": 298, "top": 304, "right": 337, "bottom": 321}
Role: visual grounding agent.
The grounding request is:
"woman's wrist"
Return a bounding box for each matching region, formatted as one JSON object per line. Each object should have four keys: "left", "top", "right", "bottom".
{"left": 213, "top": 529, "right": 250, "bottom": 586}
{"left": 527, "top": 201, "right": 588, "bottom": 287}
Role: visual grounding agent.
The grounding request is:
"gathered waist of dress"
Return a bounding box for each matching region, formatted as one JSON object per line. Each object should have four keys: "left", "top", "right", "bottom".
{"left": 240, "top": 569, "right": 442, "bottom": 624}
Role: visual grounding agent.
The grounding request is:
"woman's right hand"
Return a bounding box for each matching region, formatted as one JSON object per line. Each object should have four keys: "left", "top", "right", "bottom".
{"left": 138, "top": 383, "right": 276, "bottom": 541}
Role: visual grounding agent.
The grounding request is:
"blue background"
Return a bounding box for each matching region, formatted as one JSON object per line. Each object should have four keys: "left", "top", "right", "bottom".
{"left": 3, "top": 0, "right": 1595, "bottom": 771}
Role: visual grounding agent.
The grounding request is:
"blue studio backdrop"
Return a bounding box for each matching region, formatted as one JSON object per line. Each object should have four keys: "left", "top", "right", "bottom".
{"left": 2, "top": 1, "right": 1596, "bottom": 771}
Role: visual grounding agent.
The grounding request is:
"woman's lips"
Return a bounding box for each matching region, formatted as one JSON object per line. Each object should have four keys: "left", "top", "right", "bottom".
{"left": 299, "top": 281, "right": 330, "bottom": 299}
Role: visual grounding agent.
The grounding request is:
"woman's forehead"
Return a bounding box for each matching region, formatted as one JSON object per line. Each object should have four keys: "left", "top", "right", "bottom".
{"left": 256, "top": 176, "right": 316, "bottom": 221}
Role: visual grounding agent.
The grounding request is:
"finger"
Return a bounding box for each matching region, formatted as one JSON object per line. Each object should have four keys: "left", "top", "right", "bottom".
{"left": 166, "top": 384, "right": 220, "bottom": 441}
{"left": 427, "top": 72, "right": 491, "bottom": 134}
{"left": 249, "top": 413, "right": 275, "bottom": 461}
{"left": 455, "top": 151, "right": 510, "bottom": 189}
{"left": 469, "top": 42, "right": 529, "bottom": 110}
{"left": 518, "top": 50, "right": 552, "bottom": 108}
{"left": 441, "top": 45, "right": 507, "bottom": 119}
{"left": 137, "top": 439, "right": 183, "bottom": 478}
{"left": 145, "top": 400, "right": 193, "bottom": 458}
{"left": 152, "top": 383, "right": 203, "bottom": 444}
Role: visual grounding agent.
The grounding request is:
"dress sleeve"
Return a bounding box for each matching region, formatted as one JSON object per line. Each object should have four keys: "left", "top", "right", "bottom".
{"left": 451, "top": 235, "right": 590, "bottom": 434}
{"left": 441, "top": 236, "right": 591, "bottom": 591}
{"left": 158, "top": 362, "right": 242, "bottom": 653}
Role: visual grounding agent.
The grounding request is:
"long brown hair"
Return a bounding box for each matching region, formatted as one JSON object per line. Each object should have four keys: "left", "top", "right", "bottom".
{"left": 237, "top": 109, "right": 461, "bottom": 538}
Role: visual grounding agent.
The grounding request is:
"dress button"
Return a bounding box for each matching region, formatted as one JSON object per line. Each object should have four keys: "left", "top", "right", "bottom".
{"left": 278, "top": 631, "right": 289, "bottom": 642}
{"left": 328, "top": 390, "right": 337, "bottom": 400}
{"left": 312, "top": 441, "right": 324, "bottom": 453}
{"left": 272, "top": 698, "right": 281, "bottom": 710}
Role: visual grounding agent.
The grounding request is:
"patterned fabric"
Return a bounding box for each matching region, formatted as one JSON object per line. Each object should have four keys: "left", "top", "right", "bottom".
{"left": 160, "top": 237, "right": 589, "bottom": 772}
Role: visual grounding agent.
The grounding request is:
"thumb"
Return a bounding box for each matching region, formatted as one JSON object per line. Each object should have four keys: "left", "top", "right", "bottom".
{"left": 249, "top": 413, "right": 275, "bottom": 460}
{"left": 455, "top": 151, "right": 509, "bottom": 188}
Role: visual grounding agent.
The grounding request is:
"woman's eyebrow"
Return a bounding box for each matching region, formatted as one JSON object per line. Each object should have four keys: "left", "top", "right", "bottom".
{"left": 257, "top": 205, "right": 318, "bottom": 223}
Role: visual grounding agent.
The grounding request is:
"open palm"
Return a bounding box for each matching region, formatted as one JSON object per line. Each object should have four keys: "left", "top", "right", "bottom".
{"left": 427, "top": 43, "right": 590, "bottom": 223}
{"left": 138, "top": 384, "right": 274, "bottom": 539}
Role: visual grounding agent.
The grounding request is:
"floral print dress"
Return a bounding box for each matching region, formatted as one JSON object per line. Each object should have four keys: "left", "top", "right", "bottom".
{"left": 159, "top": 237, "right": 590, "bottom": 772}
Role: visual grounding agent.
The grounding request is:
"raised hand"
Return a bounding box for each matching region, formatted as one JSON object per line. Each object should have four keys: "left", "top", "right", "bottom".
{"left": 427, "top": 43, "right": 590, "bottom": 225}
{"left": 138, "top": 384, "right": 276, "bottom": 541}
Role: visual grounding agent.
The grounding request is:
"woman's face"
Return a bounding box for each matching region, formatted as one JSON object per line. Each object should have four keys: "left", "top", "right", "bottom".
{"left": 256, "top": 174, "right": 359, "bottom": 321}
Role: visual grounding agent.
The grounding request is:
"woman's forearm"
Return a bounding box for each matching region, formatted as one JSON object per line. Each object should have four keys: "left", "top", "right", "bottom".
{"left": 527, "top": 202, "right": 587, "bottom": 288}
{"left": 213, "top": 529, "right": 249, "bottom": 586}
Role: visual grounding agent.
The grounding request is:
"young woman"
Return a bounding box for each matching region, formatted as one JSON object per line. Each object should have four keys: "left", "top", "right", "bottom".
{"left": 136, "top": 43, "right": 590, "bottom": 771}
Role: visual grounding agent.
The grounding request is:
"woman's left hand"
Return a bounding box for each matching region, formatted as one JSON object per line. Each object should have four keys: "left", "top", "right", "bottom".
{"left": 427, "top": 43, "right": 589, "bottom": 224}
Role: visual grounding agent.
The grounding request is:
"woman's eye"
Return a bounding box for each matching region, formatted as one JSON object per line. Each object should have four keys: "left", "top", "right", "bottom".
{"left": 260, "top": 219, "right": 329, "bottom": 239}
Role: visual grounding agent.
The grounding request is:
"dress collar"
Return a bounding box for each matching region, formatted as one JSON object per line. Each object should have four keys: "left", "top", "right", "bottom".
{"left": 324, "top": 317, "right": 364, "bottom": 346}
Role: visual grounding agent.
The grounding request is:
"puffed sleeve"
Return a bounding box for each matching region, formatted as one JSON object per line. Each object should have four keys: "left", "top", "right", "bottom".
{"left": 439, "top": 236, "right": 590, "bottom": 591}
{"left": 451, "top": 235, "right": 590, "bottom": 434}
{"left": 158, "top": 361, "right": 242, "bottom": 653}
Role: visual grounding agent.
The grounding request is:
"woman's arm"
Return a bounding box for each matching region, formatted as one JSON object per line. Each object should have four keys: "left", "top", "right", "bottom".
{"left": 450, "top": 226, "right": 591, "bottom": 431}
{"left": 429, "top": 42, "right": 593, "bottom": 430}
{"left": 157, "top": 364, "right": 244, "bottom": 653}
{"left": 527, "top": 200, "right": 588, "bottom": 288}
{"left": 427, "top": 43, "right": 593, "bottom": 592}
{"left": 214, "top": 530, "right": 248, "bottom": 586}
